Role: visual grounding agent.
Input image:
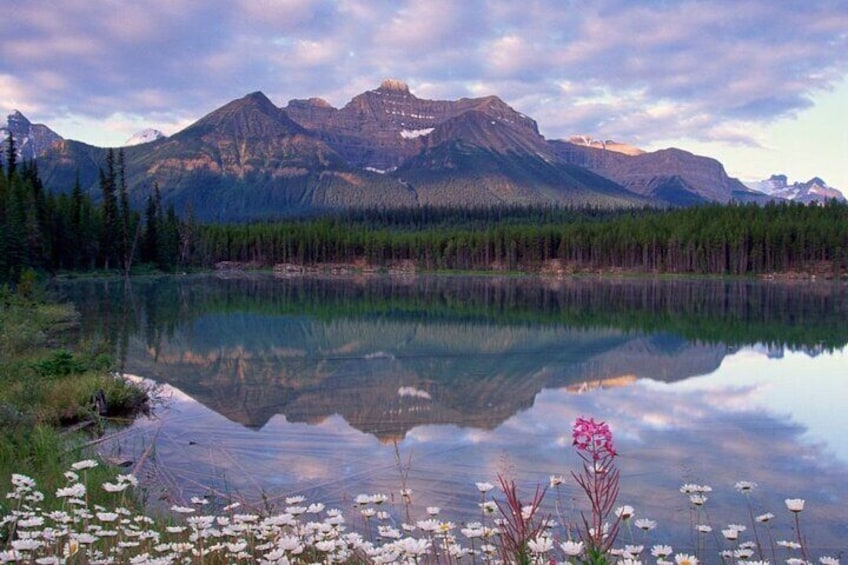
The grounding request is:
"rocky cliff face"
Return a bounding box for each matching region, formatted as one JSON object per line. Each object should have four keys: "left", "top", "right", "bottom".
{"left": 550, "top": 140, "right": 763, "bottom": 205}
{"left": 1, "top": 110, "right": 63, "bottom": 162}
{"left": 284, "top": 79, "right": 548, "bottom": 171}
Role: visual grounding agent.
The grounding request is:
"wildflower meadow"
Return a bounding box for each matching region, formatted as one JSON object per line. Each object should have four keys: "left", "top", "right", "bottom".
{"left": 1, "top": 417, "right": 841, "bottom": 564}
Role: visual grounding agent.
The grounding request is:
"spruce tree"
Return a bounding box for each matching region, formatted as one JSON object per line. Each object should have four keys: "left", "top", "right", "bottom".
{"left": 142, "top": 183, "right": 162, "bottom": 266}
{"left": 69, "top": 172, "right": 84, "bottom": 270}
{"left": 5, "top": 132, "right": 16, "bottom": 181}
{"left": 99, "top": 149, "right": 118, "bottom": 270}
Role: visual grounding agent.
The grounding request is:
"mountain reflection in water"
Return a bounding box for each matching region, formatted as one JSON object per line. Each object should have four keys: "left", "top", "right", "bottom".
{"left": 55, "top": 274, "right": 848, "bottom": 552}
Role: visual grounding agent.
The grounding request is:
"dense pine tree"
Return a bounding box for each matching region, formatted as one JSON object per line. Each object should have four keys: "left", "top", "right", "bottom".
{"left": 0, "top": 150, "right": 846, "bottom": 286}
{"left": 99, "top": 149, "right": 119, "bottom": 270}
{"left": 4, "top": 132, "right": 16, "bottom": 182}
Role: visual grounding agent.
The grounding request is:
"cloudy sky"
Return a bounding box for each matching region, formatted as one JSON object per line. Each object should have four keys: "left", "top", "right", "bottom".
{"left": 2, "top": 0, "right": 847, "bottom": 188}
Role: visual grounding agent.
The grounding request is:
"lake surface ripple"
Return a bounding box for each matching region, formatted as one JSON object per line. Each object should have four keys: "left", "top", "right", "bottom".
{"left": 55, "top": 274, "right": 848, "bottom": 553}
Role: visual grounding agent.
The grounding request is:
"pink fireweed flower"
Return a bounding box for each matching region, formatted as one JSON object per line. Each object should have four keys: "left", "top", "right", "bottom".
{"left": 571, "top": 416, "right": 621, "bottom": 556}
{"left": 572, "top": 417, "right": 616, "bottom": 460}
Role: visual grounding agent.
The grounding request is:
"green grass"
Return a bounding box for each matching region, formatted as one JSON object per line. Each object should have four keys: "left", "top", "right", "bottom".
{"left": 0, "top": 286, "right": 148, "bottom": 515}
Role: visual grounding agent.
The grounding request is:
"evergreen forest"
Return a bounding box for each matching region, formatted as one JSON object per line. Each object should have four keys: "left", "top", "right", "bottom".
{"left": 2, "top": 135, "right": 847, "bottom": 285}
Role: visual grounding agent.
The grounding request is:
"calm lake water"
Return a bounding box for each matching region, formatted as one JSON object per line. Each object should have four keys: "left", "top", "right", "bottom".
{"left": 54, "top": 274, "right": 848, "bottom": 553}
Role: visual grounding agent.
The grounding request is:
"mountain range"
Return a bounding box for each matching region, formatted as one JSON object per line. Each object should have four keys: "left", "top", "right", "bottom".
{"left": 2, "top": 80, "right": 843, "bottom": 221}
{"left": 745, "top": 174, "right": 846, "bottom": 204}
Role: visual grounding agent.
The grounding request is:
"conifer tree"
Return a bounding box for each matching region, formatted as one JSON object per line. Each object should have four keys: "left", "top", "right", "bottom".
{"left": 142, "top": 183, "right": 162, "bottom": 265}
{"left": 117, "top": 148, "right": 138, "bottom": 274}
{"left": 99, "top": 149, "right": 118, "bottom": 270}
{"left": 69, "top": 172, "right": 85, "bottom": 270}
{"left": 0, "top": 171, "right": 7, "bottom": 279}
{"left": 5, "top": 132, "right": 16, "bottom": 181}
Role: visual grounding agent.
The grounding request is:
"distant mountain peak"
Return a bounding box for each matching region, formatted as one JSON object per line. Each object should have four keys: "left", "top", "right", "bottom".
{"left": 9, "top": 109, "right": 29, "bottom": 123}
{"left": 567, "top": 135, "right": 645, "bottom": 156}
{"left": 746, "top": 174, "right": 845, "bottom": 203}
{"left": 1, "top": 109, "right": 63, "bottom": 161}
{"left": 124, "top": 128, "right": 165, "bottom": 146}
{"left": 768, "top": 173, "right": 788, "bottom": 187}
{"left": 244, "top": 90, "right": 272, "bottom": 102}
{"left": 306, "top": 97, "right": 333, "bottom": 108}
{"left": 182, "top": 90, "right": 306, "bottom": 139}
{"left": 377, "top": 79, "right": 410, "bottom": 93}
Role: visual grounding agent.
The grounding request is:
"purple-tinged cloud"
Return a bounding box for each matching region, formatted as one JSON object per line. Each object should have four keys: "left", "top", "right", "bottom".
{"left": 1, "top": 0, "right": 845, "bottom": 150}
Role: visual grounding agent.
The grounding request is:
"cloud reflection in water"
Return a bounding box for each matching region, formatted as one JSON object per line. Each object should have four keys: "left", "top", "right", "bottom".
{"left": 116, "top": 345, "right": 847, "bottom": 554}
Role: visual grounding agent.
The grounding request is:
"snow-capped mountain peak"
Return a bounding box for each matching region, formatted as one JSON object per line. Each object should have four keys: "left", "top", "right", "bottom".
{"left": 1, "top": 110, "right": 63, "bottom": 161}
{"left": 746, "top": 174, "right": 845, "bottom": 203}
{"left": 124, "top": 128, "right": 166, "bottom": 146}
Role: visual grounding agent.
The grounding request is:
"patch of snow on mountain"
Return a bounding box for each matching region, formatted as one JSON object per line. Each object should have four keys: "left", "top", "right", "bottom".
{"left": 397, "top": 386, "right": 431, "bottom": 400}
{"left": 124, "top": 128, "right": 165, "bottom": 146}
{"left": 400, "top": 128, "right": 434, "bottom": 139}
{"left": 745, "top": 174, "right": 845, "bottom": 203}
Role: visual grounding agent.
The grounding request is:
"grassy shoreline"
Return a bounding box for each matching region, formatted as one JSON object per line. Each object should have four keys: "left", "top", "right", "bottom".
{"left": 0, "top": 287, "right": 148, "bottom": 518}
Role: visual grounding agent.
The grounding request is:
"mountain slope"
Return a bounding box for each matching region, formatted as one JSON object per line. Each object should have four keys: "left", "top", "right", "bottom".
{"left": 27, "top": 84, "right": 646, "bottom": 219}
{"left": 17, "top": 81, "right": 792, "bottom": 219}
{"left": 399, "top": 110, "right": 645, "bottom": 207}
{"left": 126, "top": 91, "right": 418, "bottom": 219}
{"left": 284, "top": 79, "right": 550, "bottom": 171}
{"left": 550, "top": 140, "right": 768, "bottom": 205}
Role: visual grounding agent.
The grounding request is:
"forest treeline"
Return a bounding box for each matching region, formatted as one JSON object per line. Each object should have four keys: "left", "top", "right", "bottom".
{"left": 196, "top": 201, "right": 847, "bottom": 275}
{"left": 2, "top": 135, "right": 847, "bottom": 284}
{"left": 62, "top": 276, "right": 848, "bottom": 354}
{"left": 1, "top": 139, "right": 185, "bottom": 285}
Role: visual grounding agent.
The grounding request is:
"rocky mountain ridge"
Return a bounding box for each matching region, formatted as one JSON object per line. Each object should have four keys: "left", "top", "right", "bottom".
{"left": 746, "top": 174, "right": 846, "bottom": 203}
{"left": 3, "top": 81, "right": 840, "bottom": 219}
{"left": 0, "top": 110, "right": 63, "bottom": 161}
{"left": 284, "top": 79, "right": 550, "bottom": 171}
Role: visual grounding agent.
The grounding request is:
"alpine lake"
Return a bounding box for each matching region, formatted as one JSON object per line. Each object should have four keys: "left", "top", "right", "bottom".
{"left": 53, "top": 273, "right": 848, "bottom": 554}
